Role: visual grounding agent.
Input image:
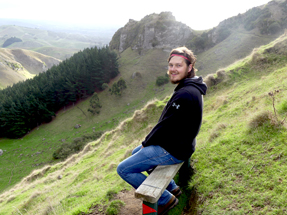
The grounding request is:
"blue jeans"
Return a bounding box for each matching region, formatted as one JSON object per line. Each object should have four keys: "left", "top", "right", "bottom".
{"left": 117, "top": 145, "right": 183, "bottom": 205}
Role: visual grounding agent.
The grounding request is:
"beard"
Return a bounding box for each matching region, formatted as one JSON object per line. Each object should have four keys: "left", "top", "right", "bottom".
{"left": 169, "top": 70, "right": 190, "bottom": 84}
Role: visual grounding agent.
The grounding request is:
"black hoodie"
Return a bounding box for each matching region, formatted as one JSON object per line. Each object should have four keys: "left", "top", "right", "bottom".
{"left": 142, "top": 76, "right": 207, "bottom": 160}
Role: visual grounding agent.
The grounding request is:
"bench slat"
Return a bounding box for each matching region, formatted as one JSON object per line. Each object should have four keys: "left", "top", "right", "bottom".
{"left": 135, "top": 163, "right": 183, "bottom": 203}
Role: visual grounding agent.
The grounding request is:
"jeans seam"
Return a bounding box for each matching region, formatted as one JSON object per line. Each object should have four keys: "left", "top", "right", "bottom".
{"left": 119, "top": 153, "right": 172, "bottom": 174}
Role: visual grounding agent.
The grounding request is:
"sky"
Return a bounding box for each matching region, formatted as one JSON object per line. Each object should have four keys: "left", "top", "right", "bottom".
{"left": 0, "top": 0, "right": 273, "bottom": 30}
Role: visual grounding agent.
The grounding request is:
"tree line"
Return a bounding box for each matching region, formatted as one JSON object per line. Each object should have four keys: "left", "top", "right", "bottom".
{"left": 0, "top": 46, "right": 119, "bottom": 138}
{"left": 2, "top": 37, "right": 22, "bottom": 47}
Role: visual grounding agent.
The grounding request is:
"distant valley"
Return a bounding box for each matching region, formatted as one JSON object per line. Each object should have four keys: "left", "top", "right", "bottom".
{"left": 0, "top": 21, "right": 116, "bottom": 88}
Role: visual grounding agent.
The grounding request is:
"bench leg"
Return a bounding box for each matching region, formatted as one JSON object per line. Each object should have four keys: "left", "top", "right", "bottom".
{"left": 142, "top": 201, "right": 158, "bottom": 215}
{"left": 179, "top": 158, "right": 191, "bottom": 186}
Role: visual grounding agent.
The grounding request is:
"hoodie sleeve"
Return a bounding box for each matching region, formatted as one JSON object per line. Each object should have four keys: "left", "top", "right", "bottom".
{"left": 142, "top": 87, "right": 203, "bottom": 160}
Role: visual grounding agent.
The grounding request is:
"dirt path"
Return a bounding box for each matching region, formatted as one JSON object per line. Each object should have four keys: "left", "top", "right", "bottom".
{"left": 85, "top": 189, "right": 142, "bottom": 215}
{"left": 116, "top": 189, "right": 142, "bottom": 215}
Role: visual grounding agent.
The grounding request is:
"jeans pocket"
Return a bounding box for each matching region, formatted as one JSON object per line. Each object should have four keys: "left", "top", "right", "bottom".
{"left": 160, "top": 147, "right": 183, "bottom": 164}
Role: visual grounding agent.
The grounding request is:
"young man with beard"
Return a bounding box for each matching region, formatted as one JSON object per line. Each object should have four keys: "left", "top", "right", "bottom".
{"left": 117, "top": 47, "right": 207, "bottom": 214}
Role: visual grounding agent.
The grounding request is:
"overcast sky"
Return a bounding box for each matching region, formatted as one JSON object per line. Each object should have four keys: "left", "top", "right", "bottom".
{"left": 0, "top": 0, "right": 272, "bottom": 30}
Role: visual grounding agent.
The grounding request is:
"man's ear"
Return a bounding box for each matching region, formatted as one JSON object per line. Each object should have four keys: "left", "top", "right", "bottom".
{"left": 188, "top": 64, "right": 193, "bottom": 72}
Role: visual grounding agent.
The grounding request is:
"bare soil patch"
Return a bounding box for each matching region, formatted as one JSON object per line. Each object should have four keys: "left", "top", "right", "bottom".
{"left": 85, "top": 189, "right": 142, "bottom": 215}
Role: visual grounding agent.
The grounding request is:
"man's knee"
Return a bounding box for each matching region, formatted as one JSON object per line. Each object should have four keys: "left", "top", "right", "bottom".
{"left": 117, "top": 161, "right": 125, "bottom": 177}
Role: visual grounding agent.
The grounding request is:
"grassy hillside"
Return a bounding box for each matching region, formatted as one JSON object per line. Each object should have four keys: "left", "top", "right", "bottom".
{"left": 196, "top": 27, "right": 281, "bottom": 76}
{"left": 1, "top": 33, "right": 287, "bottom": 214}
{"left": 191, "top": 34, "right": 287, "bottom": 214}
{"left": 0, "top": 48, "right": 174, "bottom": 194}
{"left": 0, "top": 48, "right": 61, "bottom": 89}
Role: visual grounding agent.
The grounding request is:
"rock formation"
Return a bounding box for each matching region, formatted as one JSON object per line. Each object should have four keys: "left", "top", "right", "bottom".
{"left": 109, "top": 12, "right": 195, "bottom": 53}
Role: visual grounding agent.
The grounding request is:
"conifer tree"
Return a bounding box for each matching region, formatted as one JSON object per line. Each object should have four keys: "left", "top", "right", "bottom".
{"left": 88, "top": 93, "right": 102, "bottom": 115}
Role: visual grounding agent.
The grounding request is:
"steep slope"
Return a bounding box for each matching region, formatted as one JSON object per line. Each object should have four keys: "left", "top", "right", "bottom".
{"left": 192, "top": 34, "right": 287, "bottom": 214}
{"left": 0, "top": 48, "right": 61, "bottom": 89}
{"left": 0, "top": 99, "right": 167, "bottom": 214}
{"left": 0, "top": 33, "right": 287, "bottom": 214}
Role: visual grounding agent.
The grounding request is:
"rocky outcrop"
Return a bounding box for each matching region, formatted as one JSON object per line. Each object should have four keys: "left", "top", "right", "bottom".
{"left": 109, "top": 12, "right": 195, "bottom": 53}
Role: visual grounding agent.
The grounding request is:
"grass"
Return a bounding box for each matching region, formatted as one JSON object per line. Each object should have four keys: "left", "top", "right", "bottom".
{"left": 191, "top": 34, "right": 287, "bottom": 214}
{"left": 0, "top": 98, "right": 167, "bottom": 214}
{"left": 197, "top": 27, "right": 281, "bottom": 76}
{"left": 1, "top": 32, "right": 287, "bottom": 214}
{"left": 0, "top": 48, "right": 174, "bottom": 194}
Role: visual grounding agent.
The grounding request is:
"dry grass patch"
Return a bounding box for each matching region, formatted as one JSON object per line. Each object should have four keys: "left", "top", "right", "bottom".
{"left": 123, "top": 149, "right": 133, "bottom": 160}
{"left": 108, "top": 163, "right": 117, "bottom": 172}
{"left": 20, "top": 191, "right": 42, "bottom": 210}
{"left": 6, "top": 195, "right": 16, "bottom": 203}
{"left": 23, "top": 165, "right": 51, "bottom": 183}
{"left": 209, "top": 123, "right": 228, "bottom": 142}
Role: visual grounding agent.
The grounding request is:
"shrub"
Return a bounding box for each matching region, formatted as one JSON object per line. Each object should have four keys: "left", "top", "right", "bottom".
{"left": 156, "top": 75, "right": 169, "bottom": 86}
{"left": 209, "top": 123, "right": 227, "bottom": 142}
{"left": 248, "top": 111, "right": 271, "bottom": 129}
{"left": 204, "top": 74, "right": 216, "bottom": 88}
{"left": 110, "top": 78, "right": 127, "bottom": 96}
{"left": 216, "top": 70, "right": 226, "bottom": 80}
{"left": 53, "top": 131, "right": 103, "bottom": 159}
{"left": 106, "top": 190, "right": 117, "bottom": 200}
{"left": 106, "top": 200, "right": 125, "bottom": 215}
{"left": 102, "top": 83, "right": 109, "bottom": 90}
{"left": 132, "top": 72, "right": 142, "bottom": 79}
{"left": 269, "top": 22, "right": 281, "bottom": 34}
{"left": 88, "top": 93, "right": 102, "bottom": 115}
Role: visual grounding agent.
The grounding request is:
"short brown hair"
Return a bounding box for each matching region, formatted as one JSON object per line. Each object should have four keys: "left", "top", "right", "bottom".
{"left": 167, "top": 47, "right": 197, "bottom": 78}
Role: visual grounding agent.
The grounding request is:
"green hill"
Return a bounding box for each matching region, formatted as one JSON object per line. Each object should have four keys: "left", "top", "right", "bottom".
{"left": 0, "top": 31, "right": 287, "bottom": 214}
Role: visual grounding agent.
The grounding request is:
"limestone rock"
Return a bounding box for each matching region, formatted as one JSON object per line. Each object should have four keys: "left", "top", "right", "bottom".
{"left": 110, "top": 12, "right": 195, "bottom": 53}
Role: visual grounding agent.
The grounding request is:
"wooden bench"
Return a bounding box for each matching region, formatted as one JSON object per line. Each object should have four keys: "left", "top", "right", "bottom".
{"left": 135, "top": 162, "right": 184, "bottom": 215}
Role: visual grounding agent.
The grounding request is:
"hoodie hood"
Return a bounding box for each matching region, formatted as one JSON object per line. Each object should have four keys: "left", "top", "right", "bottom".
{"left": 175, "top": 76, "right": 207, "bottom": 95}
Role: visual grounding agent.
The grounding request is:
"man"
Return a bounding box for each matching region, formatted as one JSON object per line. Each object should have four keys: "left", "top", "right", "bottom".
{"left": 117, "top": 47, "right": 207, "bottom": 214}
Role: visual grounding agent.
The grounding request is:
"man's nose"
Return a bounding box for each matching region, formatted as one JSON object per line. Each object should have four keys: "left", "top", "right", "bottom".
{"left": 170, "top": 65, "right": 176, "bottom": 71}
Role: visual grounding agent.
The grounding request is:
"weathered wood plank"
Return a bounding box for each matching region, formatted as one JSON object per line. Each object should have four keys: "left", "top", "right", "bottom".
{"left": 135, "top": 163, "right": 183, "bottom": 203}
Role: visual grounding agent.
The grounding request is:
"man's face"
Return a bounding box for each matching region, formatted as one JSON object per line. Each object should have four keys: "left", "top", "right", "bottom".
{"left": 168, "top": 56, "right": 192, "bottom": 84}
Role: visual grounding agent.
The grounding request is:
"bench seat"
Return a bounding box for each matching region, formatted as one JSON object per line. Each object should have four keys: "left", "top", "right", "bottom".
{"left": 135, "top": 163, "right": 184, "bottom": 203}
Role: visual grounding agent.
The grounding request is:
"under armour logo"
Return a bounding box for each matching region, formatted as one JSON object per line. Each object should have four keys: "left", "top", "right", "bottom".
{"left": 172, "top": 102, "right": 180, "bottom": 109}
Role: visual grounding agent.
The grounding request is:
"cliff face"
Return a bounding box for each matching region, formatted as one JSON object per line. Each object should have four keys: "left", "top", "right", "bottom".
{"left": 110, "top": 12, "right": 195, "bottom": 53}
